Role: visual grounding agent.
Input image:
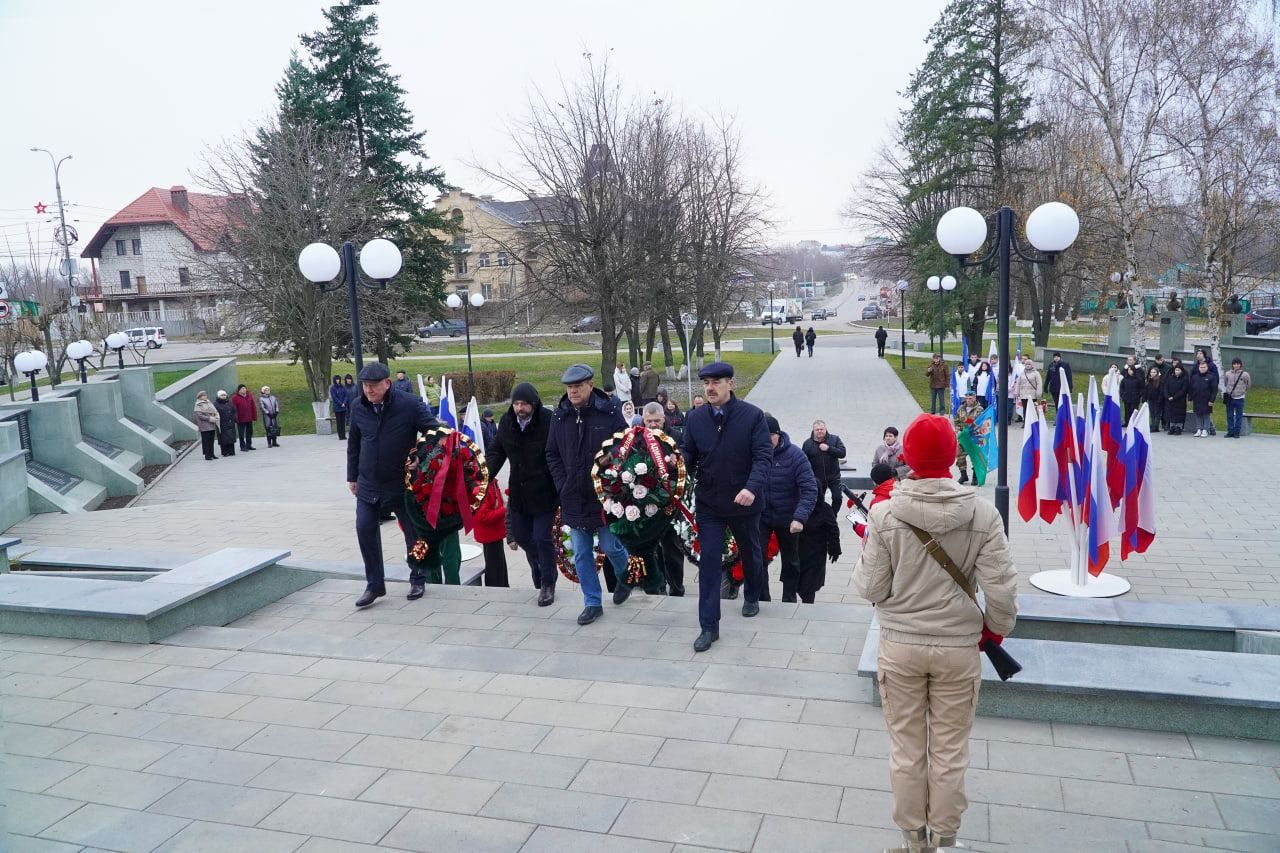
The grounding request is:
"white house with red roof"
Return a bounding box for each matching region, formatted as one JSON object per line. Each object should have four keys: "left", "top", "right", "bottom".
{"left": 80, "top": 186, "right": 236, "bottom": 318}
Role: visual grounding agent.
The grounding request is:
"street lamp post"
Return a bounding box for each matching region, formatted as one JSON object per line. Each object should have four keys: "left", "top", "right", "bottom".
{"left": 298, "top": 239, "right": 403, "bottom": 373}
{"left": 31, "top": 149, "right": 76, "bottom": 304}
{"left": 105, "top": 332, "right": 129, "bottom": 370}
{"left": 897, "top": 279, "right": 909, "bottom": 369}
{"left": 14, "top": 350, "right": 49, "bottom": 402}
{"left": 447, "top": 291, "right": 485, "bottom": 396}
{"left": 926, "top": 274, "right": 957, "bottom": 354}
{"left": 936, "top": 203, "right": 1080, "bottom": 532}
{"left": 66, "top": 339, "right": 93, "bottom": 383}
{"left": 766, "top": 283, "right": 776, "bottom": 353}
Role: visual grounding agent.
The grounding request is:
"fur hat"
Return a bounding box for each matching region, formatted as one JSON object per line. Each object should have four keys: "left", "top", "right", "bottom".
{"left": 901, "top": 413, "right": 957, "bottom": 479}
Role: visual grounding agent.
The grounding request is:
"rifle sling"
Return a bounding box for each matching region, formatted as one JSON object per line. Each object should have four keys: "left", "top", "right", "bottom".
{"left": 902, "top": 521, "right": 979, "bottom": 607}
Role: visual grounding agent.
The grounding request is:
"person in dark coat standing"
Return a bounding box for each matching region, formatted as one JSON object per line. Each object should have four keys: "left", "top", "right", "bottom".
{"left": 231, "top": 384, "right": 258, "bottom": 451}
{"left": 1163, "top": 364, "right": 1190, "bottom": 435}
{"left": 330, "top": 375, "right": 349, "bottom": 440}
{"left": 213, "top": 391, "right": 237, "bottom": 457}
{"left": 487, "top": 382, "right": 561, "bottom": 606}
{"left": 1194, "top": 349, "right": 1220, "bottom": 435}
{"left": 801, "top": 420, "right": 847, "bottom": 509}
{"left": 681, "top": 361, "right": 773, "bottom": 652}
{"left": 1188, "top": 360, "right": 1218, "bottom": 437}
{"left": 1045, "top": 353, "right": 1073, "bottom": 402}
{"left": 545, "top": 364, "right": 630, "bottom": 624}
{"left": 796, "top": 496, "right": 841, "bottom": 603}
{"left": 759, "top": 415, "right": 818, "bottom": 603}
{"left": 638, "top": 361, "right": 660, "bottom": 404}
{"left": 791, "top": 325, "right": 804, "bottom": 357}
{"left": 875, "top": 325, "right": 889, "bottom": 358}
{"left": 258, "top": 386, "right": 282, "bottom": 448}
{"left": 804, "top": 326, "right": 817, "bottom": 357}
{"left": 347, "top": 361, "right": 441, "bottom": 607}
{"left": 479, "top": 408, "right": 498, "bottom": 453}
{"left": 392, "top": 369, "right": 416, "bottom": 397}
{"left": 1119, "top": 365, "right": 1145, "bottom": 425}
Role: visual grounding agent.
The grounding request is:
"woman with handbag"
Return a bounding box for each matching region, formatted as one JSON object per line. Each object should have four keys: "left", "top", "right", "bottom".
{"left": 853, "top": 413, "right": 1018, "bottom": 852}
{"left": 1221, "top": 358, "right": 1251, "bottom": 438}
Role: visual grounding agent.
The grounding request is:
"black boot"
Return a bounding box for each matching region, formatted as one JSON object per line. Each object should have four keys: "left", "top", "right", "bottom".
{"left": 958, "top": 470, "right": 969, "bottom": 485}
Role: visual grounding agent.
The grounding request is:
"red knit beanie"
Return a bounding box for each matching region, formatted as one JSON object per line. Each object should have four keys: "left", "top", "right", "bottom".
{"left": 901, "top": 413, "right": 957, "bottom": 479}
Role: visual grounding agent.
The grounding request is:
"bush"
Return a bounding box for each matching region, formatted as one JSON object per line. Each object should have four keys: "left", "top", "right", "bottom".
{"left": 445, "top": 370, "right": 516, "bottom": 404}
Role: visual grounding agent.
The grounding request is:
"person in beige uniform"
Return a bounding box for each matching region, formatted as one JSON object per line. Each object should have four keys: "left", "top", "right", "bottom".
{"left": 854, "top": 413, "right": 1018, "bottom": 852}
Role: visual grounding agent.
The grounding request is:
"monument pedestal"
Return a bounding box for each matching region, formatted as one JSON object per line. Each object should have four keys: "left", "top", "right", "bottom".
{"left": 1107, "top": 311, "right": 1132, "bottom": 351}
{"left": 1159, "top": 311, "right": 1185, "bottom": 357}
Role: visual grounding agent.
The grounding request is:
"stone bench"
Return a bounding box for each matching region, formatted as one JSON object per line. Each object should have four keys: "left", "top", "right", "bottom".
{"left": 857, "top": 606, "right": 1280, "bottom": 741}
{"left": 0, "top": 547, "right": 296, "bottom": 643}
{"left": 1241, "top": 412, "right": 1280, "bottom": 436}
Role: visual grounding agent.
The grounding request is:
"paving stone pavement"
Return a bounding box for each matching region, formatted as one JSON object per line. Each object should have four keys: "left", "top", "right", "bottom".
{"left": 4, "top": 330, "right": 1279, "bottom": 851}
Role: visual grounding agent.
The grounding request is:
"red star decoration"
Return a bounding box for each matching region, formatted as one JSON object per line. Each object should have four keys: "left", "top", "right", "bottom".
{"left": 34, "top": 202, "right": 47, "bottom": 214}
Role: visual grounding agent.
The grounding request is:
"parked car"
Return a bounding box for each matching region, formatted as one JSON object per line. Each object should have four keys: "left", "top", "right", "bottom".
{"left": 123, "top": 327, "right": 166, "bottom": 348}
{"left": 417, "top": 319, "right": 467, "bottom": 338}
{"left": 1259, "top": 324, "right": 1280, "bottom": 339}
{"left": 810, "top": 308, "right": 828, "bottom": 320}
{"left": 827, "top": 307, "right": 838, "bottom": 317}
{"left": 570, "top": 315, "right": 602, "bottom": 332}
{"left": 857, "top": 295, "right": 866, "bottom": 301}
{"left": 861, "top": 305, "right": 882, "bottom": 320}
{"left": 1245, "top": 307, "right": 1280, "bottom": 335}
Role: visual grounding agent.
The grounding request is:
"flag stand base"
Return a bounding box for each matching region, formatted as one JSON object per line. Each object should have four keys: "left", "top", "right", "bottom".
{"left": 1030, "top": 570, "right": 1131, "bottom": 598}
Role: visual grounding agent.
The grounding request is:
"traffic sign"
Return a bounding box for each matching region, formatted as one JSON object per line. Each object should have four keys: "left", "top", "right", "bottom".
{"left": 0, "top": 301, "right": 10, "bottom": 319}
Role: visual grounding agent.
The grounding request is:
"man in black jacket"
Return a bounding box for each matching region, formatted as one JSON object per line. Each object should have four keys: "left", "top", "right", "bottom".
{"left": 347, "top": 362, "right": 440, "bottom": 607}
{"left": 486, "top": 382, "right": 560, "bottom": 606}
{"left": 875, "top": 325, "right": 889, "bottom": 357}
{"left": 1045, "top": 353, "right": 1073, "bottom": 402}
{"left": 801, "top": 420, "right": 846, "bottom": 509}
{"left": 681, "top": 361, "right": 773, "bottom": 652}
{"left": 546, "top": 363, "right": 630, "bottom": 625}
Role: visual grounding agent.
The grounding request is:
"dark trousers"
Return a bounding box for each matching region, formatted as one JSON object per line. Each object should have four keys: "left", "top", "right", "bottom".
{"left": 794, "top": 342, "right": 803, "bottom": 357}
{"left": 823, "top": 481, "right": 842, "bottom": 511}
{"left": 355, "top": 495, "right": 419, "bottom": 592}
{"left": 219, "top": 437, "right": 235, "bottom": 456}
{"left": 200, "top": 431, "right": 216, "bottom": 459}
{"left": 237, "top": 421, "right": 255, "bottom": 450}
{"left": 508, "top": 509, "right": 557, "bottom": 590}
{"left": 696, "top": 511, "right": 763, "bottom": 632}
{"left": 930, "top": 388, "right": 947, "bottom": 414}
{"left": 1123, "top": 401, "right": 1138, "bottom": 426}
{"left": 661, "top": 528, "right": 685, "bottom": 595}
{"left": 761, "top": 522, "right": 800, "bottom": 602}
{"left": 1149, "top": 399, "right": 1163, "bottom": 430}
{"left": 335, "top": 410, "right": 348, "bottom": 440}
{"left": 1226, "top": 396, "right": 1245, "bottom": 436}
{"left": 877, "top": 340, "right": 886, "bottom": 357}
{"left": 806, "top": 343, "right": 814, "bottom": 357}
{"left": 481, "top": 540, "right": 510, "bottom": 587}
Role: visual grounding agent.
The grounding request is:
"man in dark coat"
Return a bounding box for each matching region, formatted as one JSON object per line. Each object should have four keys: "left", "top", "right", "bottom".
{"left": 681, "top": 361, "right": 773, "bottom": 652}
{"left": 347, "top": 361, "right": 440, "bottom": 607}
{"left": 545, "top": 363, "right": 630, "bottom": 625}
{"left": 760, "top": 416, "right": 818, "bottom": 603}
{"left": 1045, "top": 353, "right": 1073, "bottom": 402}
{"left": 638, "top": 361, "right": 660, "bottom": 404}
{"left": 875, "top": 326, "right": 889, "bottom": 358}
{"left": 330, "top": 375, "right": 349, "bottom": 440}
{"left": 801, "top": 420, "right": 847, "bottom": 509}
{"left": 480, "top": 407, "right": 498, "bottom": 453}
{"left": 392, "top": 369, "right": 416, "bottom": 397}
{"left": 486, "top": 382, "right": 560, "bottom": 606}
{"left": 791, "top": 325, "right": 804, "bottom": 357}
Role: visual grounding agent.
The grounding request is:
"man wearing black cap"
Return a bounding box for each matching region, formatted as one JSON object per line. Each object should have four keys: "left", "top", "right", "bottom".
{"left": 681, "top": 361, "right": 773, "bottom": 651}
{"left": 347, "top": 361, "right": 441, "bottom": 607}
{"left": 546, "top": 363, "right": 631, "bottom": 624}
{"left": 487, "top": 382, "right": 560, "bottom": 605}
{"left": 392, "top": 369, "right": 415, "bottom": 397}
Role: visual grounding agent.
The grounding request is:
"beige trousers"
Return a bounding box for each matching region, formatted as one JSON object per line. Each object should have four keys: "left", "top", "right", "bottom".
{"left": 877, "top": 637, "right": 982, "bottom": 836}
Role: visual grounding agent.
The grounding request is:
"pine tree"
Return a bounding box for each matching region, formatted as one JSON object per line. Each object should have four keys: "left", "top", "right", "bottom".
{"left": 280, "top": 0, "right": 451, "bottom": 362}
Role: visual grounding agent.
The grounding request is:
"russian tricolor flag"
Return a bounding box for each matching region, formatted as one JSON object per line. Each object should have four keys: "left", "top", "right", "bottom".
{"left": 1053, "top": 383, "right": 1080, "bottom": 519}
{"left": 1084, "top": 389, "right": 1118, "bottom": 576}
{"left": 1120, "top": 405, "right": 1157, "bottom": 559}
{"left": 1100, "top": 378, "right": 1126, "bottom": 509}
{"left": 438, "top": 377, "right": 458, "bottom": 430}
{"left": 1017, "top": 411, "right": 1042, "bottom": 522}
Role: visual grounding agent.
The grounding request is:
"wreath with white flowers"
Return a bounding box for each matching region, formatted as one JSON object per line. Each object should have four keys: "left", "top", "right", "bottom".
{"left": 591, "top": 426, "right": 686, "bottom": 549}
{"left": 554, "top": 508, "right": 647, "bottom": 584}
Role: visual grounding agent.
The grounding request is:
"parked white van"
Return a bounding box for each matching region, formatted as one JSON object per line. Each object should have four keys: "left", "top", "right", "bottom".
{"left": 123, "top": 327, "right": 166, "bottom": 348}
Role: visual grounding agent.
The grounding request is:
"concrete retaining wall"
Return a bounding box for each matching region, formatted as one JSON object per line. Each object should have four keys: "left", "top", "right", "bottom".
{"left": 153, "top": 357, "right": 238, "bottom": 432}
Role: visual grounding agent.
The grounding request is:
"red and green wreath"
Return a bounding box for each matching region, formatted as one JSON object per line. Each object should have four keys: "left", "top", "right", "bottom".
{"left": 554, "top": 507, "right": 647, "bottom": 584}
{"left": 402, "top": 427, "right": 488, "bottom": 562}
{"left": 590, "top": 426, "right": 686, "bottom": 550}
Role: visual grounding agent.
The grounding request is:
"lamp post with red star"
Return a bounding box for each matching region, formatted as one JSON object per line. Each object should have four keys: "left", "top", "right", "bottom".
{"left": 34, "top": 202, "right": 47, "bottom": 214}
{"left": 31, "top": 149, "right": 77, "bottom": 327}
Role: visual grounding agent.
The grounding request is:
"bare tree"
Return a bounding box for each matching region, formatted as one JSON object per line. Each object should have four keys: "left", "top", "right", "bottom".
{"left": 195, "top": 119, "right": 381, "bottom": 401}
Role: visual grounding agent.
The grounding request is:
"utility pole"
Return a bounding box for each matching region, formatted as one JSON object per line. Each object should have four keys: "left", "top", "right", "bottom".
{"left": 31, "top": 148, "right": 77, "bottom": 304}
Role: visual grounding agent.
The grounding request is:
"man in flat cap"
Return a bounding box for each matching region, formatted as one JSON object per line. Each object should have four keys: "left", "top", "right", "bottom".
{"left": 545, "top": 363, "right": 630, "bottom": 625}
{"left": 347, "top": 360, "right": 441, "bottom": 607}
{"left": 681, "top": 361, "right": 773, "bottom": 652}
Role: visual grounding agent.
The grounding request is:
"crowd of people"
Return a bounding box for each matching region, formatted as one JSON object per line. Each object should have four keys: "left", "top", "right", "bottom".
{"left": 192, "top": 383, "right": 281, "bottom": 460}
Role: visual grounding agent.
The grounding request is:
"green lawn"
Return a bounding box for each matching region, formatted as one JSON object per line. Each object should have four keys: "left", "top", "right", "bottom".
{"left": 231, "top": 350, "right": 781, "bottom": 436}
{"left": 886, "top": 359, "right": 1280, "bottom": 435}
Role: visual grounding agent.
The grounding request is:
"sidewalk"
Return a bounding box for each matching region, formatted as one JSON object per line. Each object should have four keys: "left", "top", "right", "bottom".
{"left": 3, "top": 336, "right": 1278, "bottom": 852}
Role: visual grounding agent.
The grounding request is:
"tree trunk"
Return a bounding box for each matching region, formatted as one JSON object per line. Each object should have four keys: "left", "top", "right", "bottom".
{"left": 659, "top": 319, "right": 675, "bottom": 378}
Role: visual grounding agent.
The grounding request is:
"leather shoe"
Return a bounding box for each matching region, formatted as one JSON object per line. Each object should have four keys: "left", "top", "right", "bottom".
{"left": 355, "top": 589, "right": 385, "bottom": 607}
{"left": 612, "top": 584, "right": 632, "bottom": 605}
{"left": 742, "top": 601, "right": 760, "bottom": 617}
{"left": 577, "top": 606, "right": 603, "bottom": 625}
{"left": 538, "top": 586, "right": 555, "bottom": 607}
{"left": 407, "top": 582, "right": 425, "bottom": 600}
{"left": 694, "top": 630, "right": 719, "bottom": 652}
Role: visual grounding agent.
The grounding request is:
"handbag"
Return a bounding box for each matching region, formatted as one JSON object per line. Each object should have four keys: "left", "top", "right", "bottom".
{"left": 1223, "top": 373, "right": 1242, "bottom": 407}
{"left": 902, "top": 521, "right": 1022, "bottom": 680}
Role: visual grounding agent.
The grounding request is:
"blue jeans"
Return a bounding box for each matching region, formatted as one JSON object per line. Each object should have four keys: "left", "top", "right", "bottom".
{"left": 1226, "top": 397, "right": 1245, "bottom": 435}
{"left": 568, "top": 526, "right": 630, "bottom": 607}
{"left": 930, "top": 388, "right": 948, "bottom": 414}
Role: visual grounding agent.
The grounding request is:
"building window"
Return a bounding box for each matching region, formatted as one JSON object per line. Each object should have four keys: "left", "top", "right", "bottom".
{"left": 131, "top": 239, "right": 142, "bottom": 255}
{"left": 497, "top": 252, "right": 508, "bottom": 267}
{"left": 454, "top": 255, "right": 468, "bottom": 276}
{"left": 115, "top": 240, "right": 126, "bottom": 256}
{"left": 478, "top": 252, "right": 490, "bottom": 268}
{"left": 481, "top": 283, "right": 493, "bottom": 300}
{"left": 178, "top": 267, "right": 191, "bottom": 285}
{"left": 119, "top": 271, "right": 132, "bottom": 289}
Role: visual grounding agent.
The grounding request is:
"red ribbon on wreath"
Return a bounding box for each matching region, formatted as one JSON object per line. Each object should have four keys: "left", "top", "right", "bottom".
{"left": 424, "top": 430, "right": 477, "bottom": 532}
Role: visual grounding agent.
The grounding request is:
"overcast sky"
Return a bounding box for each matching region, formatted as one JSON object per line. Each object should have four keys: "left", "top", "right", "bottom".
{"left": 1, "top": 0, "right": 949, "bottom": 268}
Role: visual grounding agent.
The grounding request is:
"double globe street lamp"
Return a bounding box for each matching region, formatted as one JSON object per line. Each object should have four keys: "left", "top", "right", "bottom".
{"left": 446, "top": 291, "right": 485, "bottom": 396}
{"left": 936, "top": 202, "right": 1080, "bottom": 532}
{"left": 66, "top": 339, "right": 94, "bottom": 383}
{"left": 298, "top": 239, "right": 403, "bottom": 373}
{"left": 105, "top": 331, "right": 129, "bottom": 369}
{"left": 14, "top": 349, "right": 49, "bottom": 402}
{"left": 926, "top": 274, "right": 957, "bottom": 352}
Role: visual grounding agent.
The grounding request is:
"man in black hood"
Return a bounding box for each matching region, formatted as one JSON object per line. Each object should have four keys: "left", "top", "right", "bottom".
{"left": 487, "top": 382, "right": 560, "bottom": 606}
{"left": 546, "top": 364, "right": 630, "bottom": 625}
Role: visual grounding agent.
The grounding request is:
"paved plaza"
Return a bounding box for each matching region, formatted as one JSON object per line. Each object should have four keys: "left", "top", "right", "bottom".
{"left": 4, "top": 329, "right": 1279, "bottom": 852}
